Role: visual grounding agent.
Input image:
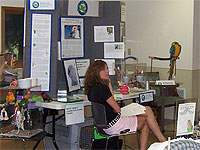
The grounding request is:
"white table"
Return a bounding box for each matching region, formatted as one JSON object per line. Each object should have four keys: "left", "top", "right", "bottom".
{"left": 114, "top": 89, "right": 155, "bottom": 101}
{"left": 35, "top": 100, "right": 91, "bottom": 150}
{"left": 35, "top": 100, "right": 91, "bottom": 110}
{"left": 35, "top": 88, "right": 155, "bottom": 149}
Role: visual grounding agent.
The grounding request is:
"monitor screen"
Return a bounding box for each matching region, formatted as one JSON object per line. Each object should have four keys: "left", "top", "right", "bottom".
{"left": 63, "top": 59, "right": 80, "bottom": 93}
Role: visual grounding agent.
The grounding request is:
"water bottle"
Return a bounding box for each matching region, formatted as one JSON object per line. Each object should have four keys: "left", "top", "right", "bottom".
{"left": 146, "top": 81, "right": 149, "bottom": 90}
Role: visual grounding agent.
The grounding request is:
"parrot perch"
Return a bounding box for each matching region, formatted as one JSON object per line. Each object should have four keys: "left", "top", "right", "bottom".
{"left": 149, "top": 41, "right": 181, "bottom": 80}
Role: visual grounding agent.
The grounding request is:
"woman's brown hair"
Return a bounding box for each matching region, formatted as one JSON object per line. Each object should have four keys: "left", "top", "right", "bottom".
{"left": 84, "top": 60, "right": 109, "bottom": 95}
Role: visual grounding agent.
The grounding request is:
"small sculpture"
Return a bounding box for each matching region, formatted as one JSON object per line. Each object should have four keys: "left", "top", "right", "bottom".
{"left": 0, "top": 107, "right": 9, "bottom": 121}
{"left": 15, "top": 110, "right": 25, "bottom": 133}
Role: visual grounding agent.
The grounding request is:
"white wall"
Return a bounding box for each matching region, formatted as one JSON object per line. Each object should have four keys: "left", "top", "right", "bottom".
{"left": 125, "top": 0, "right": 194, "bottom": 70}
{"left": 193, "top": 0, "right": 200, "bottom": 70}
{"left": 0, "top": 0, "right": 198, "bottom": 70}
{"left": 0, "top": 0, "right": 24, "bottom": 53}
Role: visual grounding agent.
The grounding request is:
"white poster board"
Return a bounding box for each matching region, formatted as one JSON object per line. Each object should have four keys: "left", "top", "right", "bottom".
{"left": 30, "top": 13, "right": 51, "bottom": 91}
{"left": 60, "top": 17, "right": 84, "bottom": 59}
{"left": 65, "top": 103, "right": 84, "bottom": 125}
{"left": 29, "top": 0, "right": 56, "bottom": 10}
{"left": 95, "top": 59, "right": 115, "bottom": 75}
{"left": 68, "top": 0, "right": 99, "bottom": 17}
{"left": 94, "top": 26, "right": 115, "bottom": 42}
{"left": 104, "top": 42, "right": 124, "bottom": 58}
{"left": 63, "top": 59, "right": 80, "bottom": 92}
{"left": 176, "top": 103, "right": 196, "bottom": 136}
{"left": 76, "top": 59, "right": 90, "bottom": 77}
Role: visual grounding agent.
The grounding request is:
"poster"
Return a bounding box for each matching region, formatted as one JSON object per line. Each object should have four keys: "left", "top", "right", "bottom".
{"left": 94, "top": 26, "right": 115, "bottom": 42}
{"left": 63, "top": 59, "right": 80, "bottom": 92}
{"left": 68, "top": 0, "right": 99, "bottom": 17}
{"left": 29, "top": 0, "right": 56, "bottom": 10}
{"left": 104, "top": 42, "right": 124, "bottom": 58}
{"left": 121, "top": 4, "right": 126, "bottom": 22}
{"left": 76, "top": 59, "right": 90, "bottom": 77}
{"left": 60, "top": 17, "right": 84, "bottom": 58}
{"left": 176, "top": 103, "right": 196, "bottom": 136}
{"left": 65, "top": 103, "right": 84, "bottom": 125}
{"left": 95, "top": 59, "right": 115, "bottom": 75}
{"left": 79, "top": 78, "right": 85, "bottom": 87}
{"left": 30, "top": 13, "right": 51, "bottom": 91}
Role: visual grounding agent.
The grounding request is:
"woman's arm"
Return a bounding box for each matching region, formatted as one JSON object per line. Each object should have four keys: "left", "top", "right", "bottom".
{"left": 108, "top": 79, "right": 114, "bottom": 95}
{"left": 106, "top": 96, "right": 121, "bottom": 113}
{"left": 106, "top": 79, "right": 120, "bottom": 112}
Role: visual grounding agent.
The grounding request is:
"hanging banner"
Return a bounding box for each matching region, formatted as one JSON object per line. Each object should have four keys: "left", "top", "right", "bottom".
{"left": 68, "top": 0, "right": 99, "bottom": 17}
{"left": 29, "top": 0, "right": 56, "bottom": 10}
{"left": 30, "top": 13, "right": 52, "bottom": 91}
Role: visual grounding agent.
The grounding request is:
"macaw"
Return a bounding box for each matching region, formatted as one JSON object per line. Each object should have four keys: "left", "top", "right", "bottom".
{"left": 149, "top": 41, "right": 182, "bottom": 80}
{"left": 168, "top": 42, "right": 181, "bottom": 80}
{"left": 169, "top": 42, "right": 181, "bottom": 58}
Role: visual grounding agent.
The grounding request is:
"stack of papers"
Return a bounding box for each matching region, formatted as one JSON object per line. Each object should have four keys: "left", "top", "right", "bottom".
{"left": 121, "top": 103, "right": 146, "bottom": 117}
{"left": 73, "top": 94, "right": 88, "bottom": 100}
{"left": 57, "top": 90, "right": 67, "bottom": 102}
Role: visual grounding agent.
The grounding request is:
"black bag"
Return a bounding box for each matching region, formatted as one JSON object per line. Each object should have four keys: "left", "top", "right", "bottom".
{"left": 92, "top": 136, "right": 123, "bottom": 150}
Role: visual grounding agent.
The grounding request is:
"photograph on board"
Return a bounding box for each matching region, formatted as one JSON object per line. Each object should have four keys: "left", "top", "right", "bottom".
{"left": 63, "top": 59, "right": 80, "bottom": 92}
{"left": 64, "top": 25, "right": 81, "bottom": 39}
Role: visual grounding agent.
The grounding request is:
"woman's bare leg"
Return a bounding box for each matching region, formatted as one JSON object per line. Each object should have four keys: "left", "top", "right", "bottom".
{"left": 140, "top": 106, "right": 166, "bottom": 142}
{"left": 137, "top": 116, "right": 149, "bottom": 150}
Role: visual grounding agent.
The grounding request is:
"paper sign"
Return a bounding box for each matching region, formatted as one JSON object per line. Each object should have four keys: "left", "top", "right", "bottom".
{"left": 76, "top": 59, "right": 90, "bottom": 77}
{"left": 104, "top": 42, "right": 124, "bottom": 58}
{"left": 95, "top": 59, "right": 115, "bottom": 75}
{"left": 176, "top": 103, "right": 196, "bottom": 136}
{"left": 68, "top": 0, "right": 99, "bottom": 17}
{"left": 155, "top": 80, "right": 175, "bottom": 85}
{"left": 29, "top": 0, "right": 55, "bottom": 10}
{"left": 94, "top": 26, "right": 115, "bottom": 42}
{"left": 139, "top": 92, "right": 154, "bottom": 104}
{"left": 65, "top": 103, "right": 84, "bottom": 125}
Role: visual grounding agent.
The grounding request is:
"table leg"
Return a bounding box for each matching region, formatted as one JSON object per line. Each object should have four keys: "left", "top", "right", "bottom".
{"left": 52, "top": 110, "right": 59, "bottom": 150}
{"left": 161, "top": 87, "right": 165, "bottom": 132}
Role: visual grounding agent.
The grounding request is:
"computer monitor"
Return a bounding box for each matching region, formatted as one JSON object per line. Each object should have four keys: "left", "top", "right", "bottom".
{"left": 63, "top": 59, "right": 80, "bottom": 93}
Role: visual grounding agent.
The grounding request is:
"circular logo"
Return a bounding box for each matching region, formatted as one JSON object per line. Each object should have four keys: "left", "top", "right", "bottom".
{"left": 141, "top": 95, "right": 145, "bottom": 101}
{"left": 77, "top": 0, "right": 88, "bottom": 16}
{"left": 32, "top": 1, "right": 39, "bottom": 8}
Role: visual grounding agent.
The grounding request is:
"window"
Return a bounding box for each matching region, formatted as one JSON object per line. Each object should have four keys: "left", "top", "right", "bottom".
{"left": 1, "top": 6, "right": 24, "bottom": 67}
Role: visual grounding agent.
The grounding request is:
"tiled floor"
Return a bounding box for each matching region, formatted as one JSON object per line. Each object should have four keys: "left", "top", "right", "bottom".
{"left": 0, "top": 119, "right": 176, "bottom": 150}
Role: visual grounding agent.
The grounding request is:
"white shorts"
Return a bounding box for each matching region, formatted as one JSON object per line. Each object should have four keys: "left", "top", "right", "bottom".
{"left": 103, "top": 115, "right": 138, "bottom": 135}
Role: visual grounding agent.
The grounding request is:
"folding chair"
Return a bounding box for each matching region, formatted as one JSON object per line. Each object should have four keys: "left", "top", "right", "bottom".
{"left": 91, "top": 102, "right": 140, "bottom": 150}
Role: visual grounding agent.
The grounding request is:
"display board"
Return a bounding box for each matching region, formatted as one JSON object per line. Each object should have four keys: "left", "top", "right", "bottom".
{"left": 24, "top": 0, "right": 123, "bottom": 97}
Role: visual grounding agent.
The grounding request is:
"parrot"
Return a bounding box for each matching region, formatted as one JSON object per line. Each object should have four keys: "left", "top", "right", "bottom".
{"left": 40, "top": 92, "right": 52, "bottom": 102}
{"left": 6, "top": 91, "right": 15, "bottom": 103}
{"left": 169, "top": 41, "right": 181, "bottom": 58}
{"left": 149, "top": 41, "right": 182, "bottom": 80}
{"left": 168, "top": 42, "right": 181, "bottom": 80}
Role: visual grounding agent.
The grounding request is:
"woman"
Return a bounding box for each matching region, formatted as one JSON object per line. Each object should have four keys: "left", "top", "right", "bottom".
{"left": 84, "top": 60, "right": 166, "bottom": 150}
